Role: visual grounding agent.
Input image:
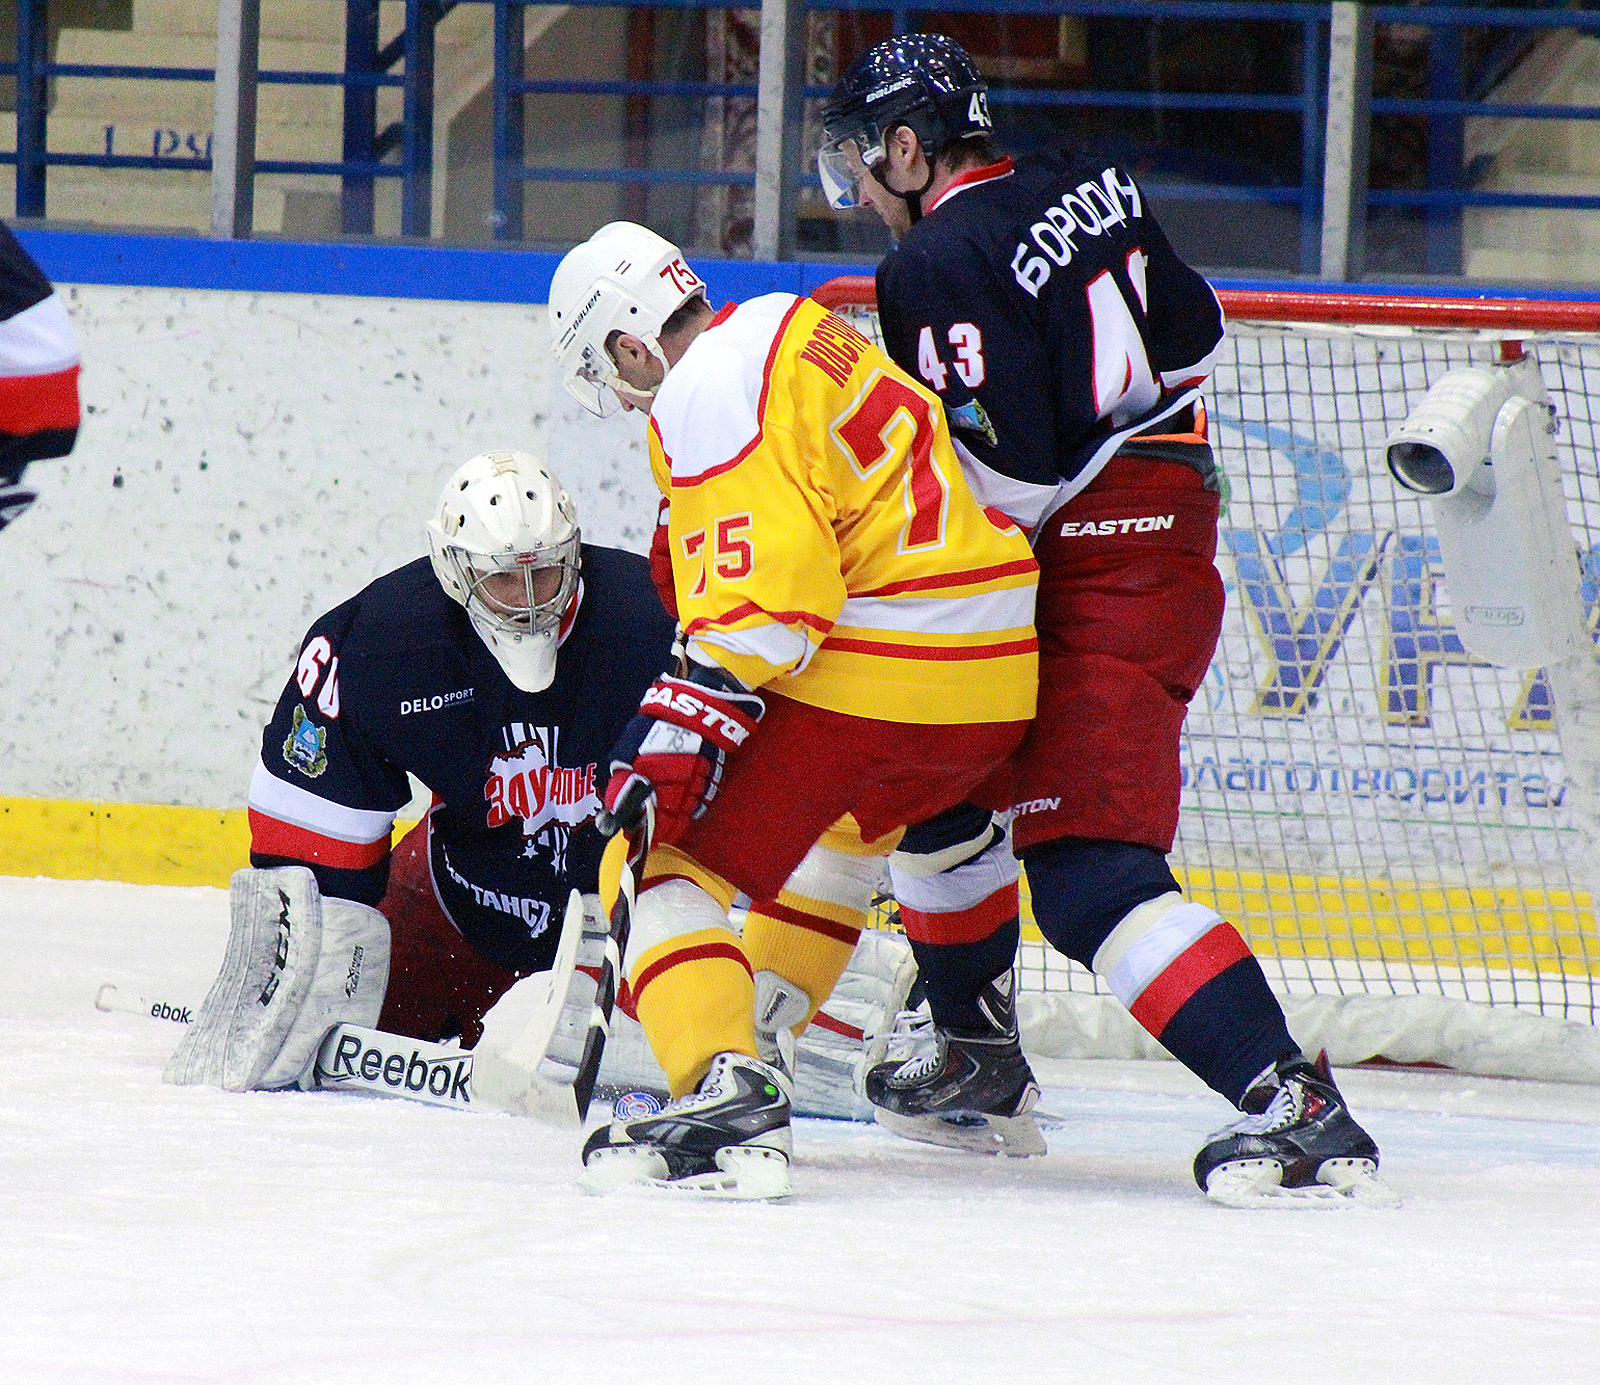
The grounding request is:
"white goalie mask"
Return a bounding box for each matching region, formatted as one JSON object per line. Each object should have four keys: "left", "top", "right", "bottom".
{"left": 548, "top": 221, "right": 707, "bottom": 418}
{"left": 427, "top": 451, "right": 582, "bottom": 693}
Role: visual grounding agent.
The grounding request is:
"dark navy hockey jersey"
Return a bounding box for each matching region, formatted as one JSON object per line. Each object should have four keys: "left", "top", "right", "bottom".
{"left": 875, "top": 152, "right": 1224, "bottom": 530}
{"left": 249, "top": 545, "right": 675, "bottom": 973}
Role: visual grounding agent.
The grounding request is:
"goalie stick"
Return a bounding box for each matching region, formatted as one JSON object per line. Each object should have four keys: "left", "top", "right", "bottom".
{"left": 574, "top": 781, "right": 655, "bottom": 1119}
{"left": 96, "top": 982, "right": 194, "bottom": 1025}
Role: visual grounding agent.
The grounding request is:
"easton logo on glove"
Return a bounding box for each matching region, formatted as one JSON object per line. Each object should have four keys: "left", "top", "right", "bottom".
{"left": 639, "top": 679, "right": 760, "bottom": 749}
{"left": 601, "top": 667, "right": 765, "bottom": 840}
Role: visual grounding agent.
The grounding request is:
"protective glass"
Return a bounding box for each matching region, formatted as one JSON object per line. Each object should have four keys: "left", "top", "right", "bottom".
{"left": 817, "top": 127, "right": 882, "bottom": 210}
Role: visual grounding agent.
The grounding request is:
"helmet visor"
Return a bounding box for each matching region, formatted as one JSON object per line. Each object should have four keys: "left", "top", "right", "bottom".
{"left": 562, "top": 343, "right": 624, "bottom": 419}
{"left": 817, "top": 129, "right": 881, "bottom": 211}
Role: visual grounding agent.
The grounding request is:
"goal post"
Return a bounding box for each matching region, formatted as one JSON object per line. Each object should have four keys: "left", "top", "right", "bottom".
{"left": 813, "top": 275, "right": 1600, "bottom": 1080}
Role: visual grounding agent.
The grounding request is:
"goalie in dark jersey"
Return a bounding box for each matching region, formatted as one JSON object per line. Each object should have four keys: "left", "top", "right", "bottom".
{"left": 821, "top": 34, "right": 1387, "bottom": 1205}
{"left": 164, "top": 449, "right": 913, "bottom": 1118}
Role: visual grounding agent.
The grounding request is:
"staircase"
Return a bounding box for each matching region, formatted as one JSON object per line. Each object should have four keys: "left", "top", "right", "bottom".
{"left": 1466, "top": 28, "right": 1600, "bottom": 284}
{"left": 0, "top": 0, "right": 556, "bottom": 240}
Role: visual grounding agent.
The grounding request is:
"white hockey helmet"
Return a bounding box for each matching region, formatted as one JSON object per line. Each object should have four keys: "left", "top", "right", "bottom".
{"left": 548, "top": 221, "right": 707, "bottom": 417}
{"left": 427, "top": 450, "right": 582, "bottom": 694}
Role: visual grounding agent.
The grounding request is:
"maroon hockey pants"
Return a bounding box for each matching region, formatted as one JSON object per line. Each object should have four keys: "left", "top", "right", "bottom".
{"left": 1010, "top": 457, "right": 1224, "bottom": 855}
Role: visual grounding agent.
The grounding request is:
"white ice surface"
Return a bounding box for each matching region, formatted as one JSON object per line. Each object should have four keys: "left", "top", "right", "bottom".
{"left": 5, "top": 876, "right": 1600, "bottom": 1385}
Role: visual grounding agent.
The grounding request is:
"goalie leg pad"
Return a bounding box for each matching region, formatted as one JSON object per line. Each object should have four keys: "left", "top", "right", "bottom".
{"left": 789, "top": 928, "right": 918, "bottom": 1121}
{"left": 164, "top": 867, "right": 390, "bottom": 1092}
{"left": 470, "top": 889, "right": 589, "bottom": 1124}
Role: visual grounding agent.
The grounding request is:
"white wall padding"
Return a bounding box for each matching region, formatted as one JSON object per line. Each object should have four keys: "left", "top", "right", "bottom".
{"left": 1019, "top": 990, "right": 1600, "bottom": 1084}
{"left": 0, "top": 283, "right": 662, "bottom": 807}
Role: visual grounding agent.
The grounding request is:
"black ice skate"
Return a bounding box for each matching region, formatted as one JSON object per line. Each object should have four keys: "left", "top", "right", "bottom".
{"left": 578, "top": 1051, "right": 793, "bottom": 1199}
{"left": 1193, "top": 1051, "right": 1398, "bottom": 1207}
{"left": 864, "top": 972, "right": 1045, "bottom": 1157}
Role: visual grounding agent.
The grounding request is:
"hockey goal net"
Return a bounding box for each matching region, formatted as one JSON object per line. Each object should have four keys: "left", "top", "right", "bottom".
{"left": 814, "top": 275, "right": 1600, "bottom": 1081}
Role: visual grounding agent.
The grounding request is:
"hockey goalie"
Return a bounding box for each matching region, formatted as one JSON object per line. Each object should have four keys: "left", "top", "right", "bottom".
{"left": 165, "top": 450, "right": 916, "bottom": 1123}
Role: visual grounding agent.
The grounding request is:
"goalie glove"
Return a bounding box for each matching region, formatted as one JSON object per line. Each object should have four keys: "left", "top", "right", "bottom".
{"left": 600, "top": 661, "right": 764, "bottom": 842}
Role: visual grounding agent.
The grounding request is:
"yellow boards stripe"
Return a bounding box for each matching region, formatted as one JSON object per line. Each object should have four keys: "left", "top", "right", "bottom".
{"left": 0, "top": 796, "right": 417, "bottom": 889}
{"left": 1011, "top": 865, "right": 1599, "bottom": 977}
{"left": 3, "top": 795, "right": 1595, "bottom": 977}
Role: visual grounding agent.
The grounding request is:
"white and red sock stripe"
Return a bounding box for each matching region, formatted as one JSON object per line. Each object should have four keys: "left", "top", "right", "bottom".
{"left": 1093, "top": 893, "right": 1254, "bottom": 1037}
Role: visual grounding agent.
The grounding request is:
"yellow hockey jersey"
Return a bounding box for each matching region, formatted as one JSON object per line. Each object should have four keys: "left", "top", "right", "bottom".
{"left": 647, "top": 294, "right": 1037, "bottom": 725}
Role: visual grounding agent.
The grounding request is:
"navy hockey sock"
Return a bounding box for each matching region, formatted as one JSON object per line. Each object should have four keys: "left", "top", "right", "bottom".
{"left": 905, "top": 915, "right": 1021, "bottom": 1032}
{"left": 1023, "top": 839, "right": 1296, "bottom": 1107}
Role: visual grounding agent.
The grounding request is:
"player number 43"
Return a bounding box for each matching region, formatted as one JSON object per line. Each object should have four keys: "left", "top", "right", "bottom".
{"left": 916, "top": 322, "right": 985, "bottom": 391}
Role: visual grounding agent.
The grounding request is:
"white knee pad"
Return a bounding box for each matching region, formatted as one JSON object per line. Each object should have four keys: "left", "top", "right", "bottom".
{"left": 164, "top": 866, "right": 390, "bottom": 1092}
{"left": 780, "top": 843, "right": 885, "bottom": 913}
{"left": 888, "top": 820, "right": 1020, "bottom": 917}
{"left": 1091, "top": 892, "right": 1222, "bottom": 1012}
{"left": 628, "top": 878, "right": 735, "bottom": 964}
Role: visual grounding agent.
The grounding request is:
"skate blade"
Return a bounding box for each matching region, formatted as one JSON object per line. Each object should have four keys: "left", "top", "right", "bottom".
{"left": 577, "top": 1144, "right": 670, "bottom": 1195}
{"left": 577, "top": 1144, "right": 793, "bottom": 1200}
{"left": 1204, "top": 1157, "right": 1401, "bottom": 1209}
{"left": 876, "top": 1107, "right": 1047, "bottom": 1158}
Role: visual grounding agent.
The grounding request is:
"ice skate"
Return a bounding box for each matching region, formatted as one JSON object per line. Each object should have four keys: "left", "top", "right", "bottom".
{"left": 864, "top": 972, "right": 1045, "bottom": 1157}
{"left": 578, "top": 1051, "right": 794, "bottom": 1200}
{"left": 1194, "top": 1052, "right": 1398, "bottom": 1208}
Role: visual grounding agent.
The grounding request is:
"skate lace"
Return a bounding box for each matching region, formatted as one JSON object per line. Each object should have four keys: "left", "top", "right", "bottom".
{"left": 1224, "top": 1080, "right": 1301, "bottom": 1136}
{"left": 883, "top": 1004, "right": 940, "bottom": 1068}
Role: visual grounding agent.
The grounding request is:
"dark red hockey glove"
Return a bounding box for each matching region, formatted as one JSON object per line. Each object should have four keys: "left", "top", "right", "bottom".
{"left": 599, "top": 664, "right": 765, "bottom": 842}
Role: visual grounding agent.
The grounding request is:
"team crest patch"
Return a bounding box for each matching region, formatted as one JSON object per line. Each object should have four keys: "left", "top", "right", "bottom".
{"left": 948, "top": 398, "right": 998, "bottom": 448}
{"left": 613, "top": 1090, "right": 662, "bottom": 1120}
{"left": 283, "top": 704, "right": 329, "bottom": 778}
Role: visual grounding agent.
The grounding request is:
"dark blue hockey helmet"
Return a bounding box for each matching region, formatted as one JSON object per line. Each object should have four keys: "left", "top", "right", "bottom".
{"left": 819, "top": 33, "right": 992, "bottom": 211}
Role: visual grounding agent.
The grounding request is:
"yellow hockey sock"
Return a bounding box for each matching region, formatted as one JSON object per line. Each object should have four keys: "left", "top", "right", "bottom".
{"left": 629, "top": 928, "right": 757, "bottom": 1096}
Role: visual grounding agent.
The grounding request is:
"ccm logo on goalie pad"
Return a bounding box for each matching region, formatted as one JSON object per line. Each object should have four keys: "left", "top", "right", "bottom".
{"left": 1060, "top": 514, "right": 1174, "bottom": 538}
{"left": 321, "top": 1031, "right": 472, "bottom": 1103}
{"left": 259, "top": 890, "right": 293, "bottom": 1007}
{"left": 640, "top": 683, "right": 755, "bottom": 747}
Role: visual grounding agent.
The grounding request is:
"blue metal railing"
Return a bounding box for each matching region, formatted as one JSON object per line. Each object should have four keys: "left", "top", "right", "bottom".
{"left": 2, "top": 0, "right": 1600, "bottom": 274}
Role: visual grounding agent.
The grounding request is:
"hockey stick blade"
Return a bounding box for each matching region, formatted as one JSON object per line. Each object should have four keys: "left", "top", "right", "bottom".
{"left": 573, "top": 783, "right": 655, "bottom": 1119}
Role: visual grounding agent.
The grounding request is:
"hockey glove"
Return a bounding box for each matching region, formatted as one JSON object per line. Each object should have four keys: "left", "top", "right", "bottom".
{"left": 601, "top": 663, "right": 765, "bottom": 842}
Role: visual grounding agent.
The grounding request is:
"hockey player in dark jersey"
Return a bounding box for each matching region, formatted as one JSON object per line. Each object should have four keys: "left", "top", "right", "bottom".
{"left": 165, "top": 449, "right": 913, "bottom": 1118}
{"left": 821, "top": 34, "right": 1388, "bottom": 1205}
{"left": 0, "top": 222, "right": 80, "bottom": 533}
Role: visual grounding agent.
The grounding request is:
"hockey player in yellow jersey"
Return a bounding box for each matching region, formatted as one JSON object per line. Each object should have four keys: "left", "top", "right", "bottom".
{"left": 549, "top": 221, "right": 1038, "bottom": 1197}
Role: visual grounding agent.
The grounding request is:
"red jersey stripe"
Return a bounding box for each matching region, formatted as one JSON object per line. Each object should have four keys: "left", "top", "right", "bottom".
{"left": 249, "top": 809, "right": 390, "bottom": 871}
{"left": 853, "top": 557, "right": 1039, "bottom": 600}
{"left": 823, "top": 634, "right": 1038, "bottom": 662}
